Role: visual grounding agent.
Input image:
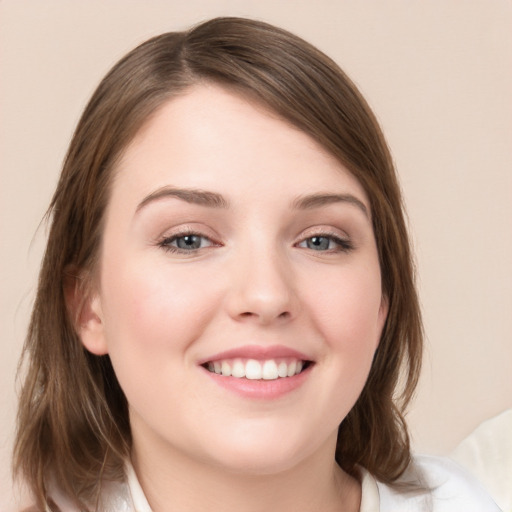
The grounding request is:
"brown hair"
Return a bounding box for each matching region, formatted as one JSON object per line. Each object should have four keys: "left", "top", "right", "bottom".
{"left": 14, "top": 17, "right": 422, "bottom": 510}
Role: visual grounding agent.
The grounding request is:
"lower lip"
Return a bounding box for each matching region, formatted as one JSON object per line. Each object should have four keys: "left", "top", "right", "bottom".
{"left": 200, "top": 365, "right": 312, "bottom": 399}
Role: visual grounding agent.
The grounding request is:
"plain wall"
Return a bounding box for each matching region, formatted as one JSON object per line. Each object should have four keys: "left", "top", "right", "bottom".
{"left": 1, "top": 1, "right": 511, "bottom": 509}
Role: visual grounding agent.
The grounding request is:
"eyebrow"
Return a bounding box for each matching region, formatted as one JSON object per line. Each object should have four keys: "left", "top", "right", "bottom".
{"left": 136, "top": 186, "right": 230, "bottom": 212}
{"left": 292, "top": 193, "right": 369, "bottom": 217}
{"left": 136, "top": 187, "right": 369, "bottom": 218}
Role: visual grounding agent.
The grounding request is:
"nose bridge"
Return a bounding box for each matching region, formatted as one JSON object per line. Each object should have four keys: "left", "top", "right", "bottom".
{"left": 227, "top": 235, "right": 298, "bottom": 324}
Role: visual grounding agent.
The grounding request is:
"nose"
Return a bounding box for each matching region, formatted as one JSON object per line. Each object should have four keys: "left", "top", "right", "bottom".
{"left": 225, "top": 247, "right": 299, "bottom": 325}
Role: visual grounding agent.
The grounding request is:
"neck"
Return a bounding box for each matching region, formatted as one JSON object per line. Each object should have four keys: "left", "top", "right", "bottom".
{"left": 131, "top": 435, "right": 361, "bottom": 512}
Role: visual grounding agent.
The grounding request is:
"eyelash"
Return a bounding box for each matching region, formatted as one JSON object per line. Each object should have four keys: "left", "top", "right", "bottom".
{"left": 300, "top": 234, "right": 353, "bottom": 252}
{"left": 157, "top": 229, "right": 353, "bottom": 256}
{"left": 157, "top": 230, "right": 219, "bottom": 255}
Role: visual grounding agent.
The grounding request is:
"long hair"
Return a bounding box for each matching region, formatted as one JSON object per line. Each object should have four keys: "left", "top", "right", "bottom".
{"left": 14, "top": 17, "right": 422, "bottom": 510}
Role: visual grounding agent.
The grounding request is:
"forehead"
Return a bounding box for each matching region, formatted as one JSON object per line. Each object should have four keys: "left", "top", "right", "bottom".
{"left": 111, "top": 83, "right": 369, "bottom": 209}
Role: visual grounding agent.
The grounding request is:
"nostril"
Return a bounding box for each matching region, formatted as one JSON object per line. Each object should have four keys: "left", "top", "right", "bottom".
{"left": 238, "top": 310, "right": 291, "bottom": 321}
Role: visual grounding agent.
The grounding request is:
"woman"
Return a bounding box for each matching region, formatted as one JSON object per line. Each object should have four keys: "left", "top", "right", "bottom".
{"left": 13, "top": 17, "right": 499, "bottom": 511}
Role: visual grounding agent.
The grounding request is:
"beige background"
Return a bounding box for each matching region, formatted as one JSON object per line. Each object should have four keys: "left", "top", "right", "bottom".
{"left": 1, "top": 1, "right": 511, "bottom": 509}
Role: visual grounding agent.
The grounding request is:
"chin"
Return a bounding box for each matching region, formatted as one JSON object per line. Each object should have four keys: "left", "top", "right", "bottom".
{"left": 210, "top": 446, "right": 306, "bottom": 476}
{"left": 198, "top": 423, "right": 321, "bottom": 476}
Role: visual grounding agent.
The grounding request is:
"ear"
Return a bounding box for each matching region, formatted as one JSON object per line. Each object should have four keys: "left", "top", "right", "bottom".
{"left": 376, "top": 294, "right": 389, "bottom": 347}
{"left": 64, "top": 269, "right": 109, "bottom": 356}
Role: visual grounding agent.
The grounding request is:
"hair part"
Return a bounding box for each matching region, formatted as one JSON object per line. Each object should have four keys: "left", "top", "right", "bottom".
{"left": 14, "top": 17, "right": 423, "bottom": 509}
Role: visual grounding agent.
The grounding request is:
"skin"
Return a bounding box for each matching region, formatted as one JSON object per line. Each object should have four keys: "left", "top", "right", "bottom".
{"left": 78, "top": 84, "right": 388, "bottom": 512}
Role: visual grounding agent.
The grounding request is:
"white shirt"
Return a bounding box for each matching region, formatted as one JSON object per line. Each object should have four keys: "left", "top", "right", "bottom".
{"left": 451, "top": 409, "right": 512, "bottom": 511}
{"left": 360, "top": 455, "right": 502, "bottom": 511}
{"left": 52, "top": 455, "right": 501, "bottom": 511}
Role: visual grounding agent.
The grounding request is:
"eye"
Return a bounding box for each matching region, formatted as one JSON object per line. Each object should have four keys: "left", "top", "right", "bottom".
{"left": 158, "top": 232, "right": 217, "bottom": 254}
{"left": 297, "top": 234, "right": 353, "bottom": 252}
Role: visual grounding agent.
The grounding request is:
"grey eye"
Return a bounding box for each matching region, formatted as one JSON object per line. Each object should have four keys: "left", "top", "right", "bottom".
{"left": 305, "top": 236, "right": 331, "bottom": 251}
{"left": 175, "top": 235, "right": 204, "bottom": 250}
{"left": 159, "top": 232, "right": 217, "bottom": 254}
{"left": 297, "top": 234, "right": 353, "bottom": 253}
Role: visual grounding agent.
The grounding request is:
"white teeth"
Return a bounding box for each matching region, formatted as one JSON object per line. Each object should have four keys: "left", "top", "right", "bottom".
{"left": 262, "top": 360, "right": 278, "bottom": 380}
{"left": 245, "top": 359, "right": 262, "bottom": 380}
{"left": 231, "top": 359, "right": 245, "bottom": 378}
{"left": 221, "top": 361, "right": 232, "bottom": 377}
{"left": 277, "top": 362, "right": 288, "bottom": 378}
{"left": 206, "top": 358, "right": 308, "bottom": 380}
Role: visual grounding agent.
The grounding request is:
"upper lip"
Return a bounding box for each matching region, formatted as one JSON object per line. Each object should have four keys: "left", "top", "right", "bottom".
{"left": 197, "top": 344, "right": 313, "bottom": 365}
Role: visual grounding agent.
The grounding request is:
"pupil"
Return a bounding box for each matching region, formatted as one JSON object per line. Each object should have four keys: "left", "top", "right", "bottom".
{"left": 177, "top": 235, "right": 201, "bottom": 249}
{"left": 308, "top": 237, "right": 329, "bottom": 250}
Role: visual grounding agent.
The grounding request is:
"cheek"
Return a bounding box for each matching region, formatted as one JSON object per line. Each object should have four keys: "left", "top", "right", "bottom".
{"left": 99, "top": 257, "right": 220, "bottom": 361}
{"left": 303, "top": 263, "right": 384, "bottom": 400}
{"left": 98, "top": 258, "right": 223, "bottom": 427}
{"left": 308, "top": 265, "right": 384, "bottom": 346}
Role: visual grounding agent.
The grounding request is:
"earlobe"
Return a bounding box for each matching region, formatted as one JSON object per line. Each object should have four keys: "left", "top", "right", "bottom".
{"left": 78, "top": 293, "right": 109, "bottom": 355}
{"left": 64, "top": 270, "right": 109, "bottom": 356}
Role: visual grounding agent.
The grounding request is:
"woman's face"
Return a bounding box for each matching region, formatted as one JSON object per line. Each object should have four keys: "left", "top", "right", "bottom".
{"left": 80, "top": 84, "right": 387, "bottom": 474}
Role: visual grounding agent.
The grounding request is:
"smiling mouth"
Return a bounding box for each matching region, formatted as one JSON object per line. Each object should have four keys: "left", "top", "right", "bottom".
{"left": 202, "top": 358, "right": 312, "bottom": 380}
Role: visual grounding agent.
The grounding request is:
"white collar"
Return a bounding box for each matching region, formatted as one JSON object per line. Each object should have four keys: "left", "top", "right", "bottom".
{"left": 359, "top": 467, "right": 381, "bottom": 512}
{"left": 125, "top": 463, "right": 153, "bottom": 511}
{"left": 49, "top": 455, "right": 500, "bottom": 511}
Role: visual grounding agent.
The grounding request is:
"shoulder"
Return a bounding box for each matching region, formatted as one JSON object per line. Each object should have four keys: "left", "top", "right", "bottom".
{"left": 451, "top": 408, "right": 512, "bottom": 511}
{"left": 41, "top": 462, "right": 147, "bottom": 512}
{"left": 18, "top": 499, "right": 63, "bottom": 512}
{"left": 376, "top": 455, "right": 501, "bottom": 512}
{"left": 43, "top": 479, "right": 134, "bottom": 512}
